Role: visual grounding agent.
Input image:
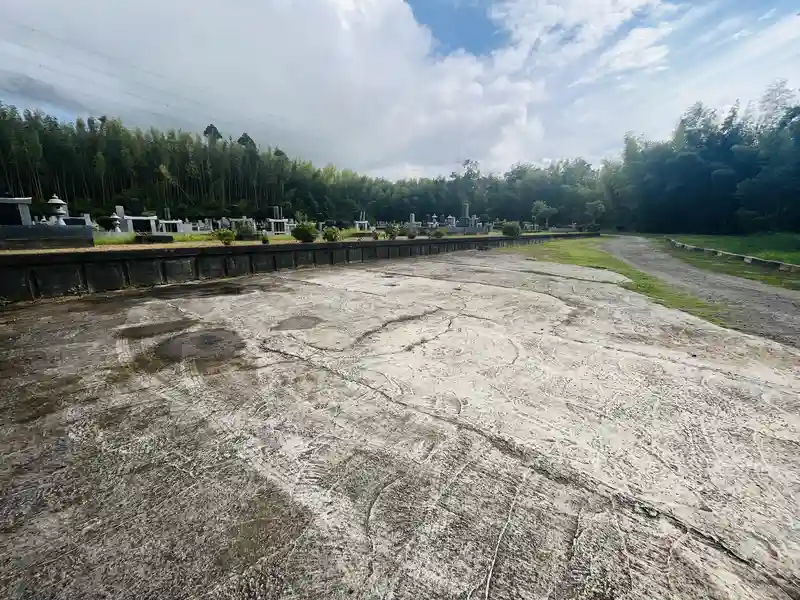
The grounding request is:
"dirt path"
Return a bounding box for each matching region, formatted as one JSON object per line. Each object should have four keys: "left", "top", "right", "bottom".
{"left": 604, "top": 236, "right": 800, "bottom": 348}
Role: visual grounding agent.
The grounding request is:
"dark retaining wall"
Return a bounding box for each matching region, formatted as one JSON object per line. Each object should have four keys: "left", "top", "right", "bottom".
{"left": 0, "top": 233, "right": 599, "bottom": 303}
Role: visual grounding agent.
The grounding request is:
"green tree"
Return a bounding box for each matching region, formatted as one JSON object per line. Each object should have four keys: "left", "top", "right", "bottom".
{"left": 237, "top": 132, "right": 256, "bottom": 149}
{"left": 0, "top": 79, "right": 797, "bottom": 233}
{"left": 541, "top": 205, "right": 557, "bottom": 228}
{"left": 203, "top": 123, "right": 222, "bottom": 144}
{"left": 532, "top": 200, "right": 558, "bottom": 228}
{"left": 586, "top": 200, "right": 605, "bottom": 225}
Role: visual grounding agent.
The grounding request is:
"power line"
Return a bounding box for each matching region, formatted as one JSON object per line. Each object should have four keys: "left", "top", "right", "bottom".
{"left": 3, "top": 15, "right": 243, "bottom": 111}
{"left": 0, "top": 18, "right": 330, "bottom": 147}
{"left": 1, "top": 19, "right": 228, "bottom": 108}
{"left": 0, "top": 54, "right": 205, "bottom": 128}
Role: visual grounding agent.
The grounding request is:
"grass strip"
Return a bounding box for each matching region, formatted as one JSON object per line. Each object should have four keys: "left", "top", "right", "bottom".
{"left": 660, "top": 241, "right": 800, "bottom": 291}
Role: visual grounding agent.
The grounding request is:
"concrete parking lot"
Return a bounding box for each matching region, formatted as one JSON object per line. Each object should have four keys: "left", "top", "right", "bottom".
{"left": 1, "top": 251, "right": 798, "bottom": 599}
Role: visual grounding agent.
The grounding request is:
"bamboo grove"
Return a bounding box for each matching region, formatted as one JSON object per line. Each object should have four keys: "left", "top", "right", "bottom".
{"left": 1, "top": 81, "right": 798, "bottom": 233}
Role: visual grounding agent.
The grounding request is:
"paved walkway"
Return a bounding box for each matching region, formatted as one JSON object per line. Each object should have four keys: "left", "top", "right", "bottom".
{"left": 604, "top": 236, "right": 800, "bottom": 348}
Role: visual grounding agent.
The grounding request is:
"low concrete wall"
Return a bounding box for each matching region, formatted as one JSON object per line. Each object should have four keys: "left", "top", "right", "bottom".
{"left": 0, "top": 233, "right": 599, "bottom": 303}
{"left": 667, "top": 238, "right": 800, "bottom": 273}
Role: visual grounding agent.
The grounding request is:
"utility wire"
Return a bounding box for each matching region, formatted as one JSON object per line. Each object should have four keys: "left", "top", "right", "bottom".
{"left": 2, "top": 15, "right": 252, "bottom": 114}
{"left": 0, "top": 18, "right": 329, "bottom": 147}
{"left": 0, "top": 53, "right": 204, "bottom": 128}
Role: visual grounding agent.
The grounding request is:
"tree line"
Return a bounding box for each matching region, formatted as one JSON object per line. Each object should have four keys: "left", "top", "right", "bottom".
{"left": 0, "top": 80, "right": 798, "bottom": 233}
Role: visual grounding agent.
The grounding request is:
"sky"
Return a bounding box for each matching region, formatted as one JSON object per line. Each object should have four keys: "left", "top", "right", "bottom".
{"left": 0, "top": 0, "right": 798, "bottom": 180}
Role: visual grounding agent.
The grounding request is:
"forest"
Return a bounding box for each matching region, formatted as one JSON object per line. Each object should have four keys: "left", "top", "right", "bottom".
{"left": 0, "top": 81, "right": 798, "bottom": 233}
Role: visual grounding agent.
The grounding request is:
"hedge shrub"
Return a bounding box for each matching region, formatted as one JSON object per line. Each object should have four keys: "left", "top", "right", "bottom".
{"left": 501, "top": 222, "right": 521, "bottom": 237}
{"left": 214, "top": 228, "right": 235, "bottom": 245}
{"left": 292, "top": 222, "right": 318, "bottom": 243}
{"left": 322, "top": 226, "right": 341, "bottom": 242}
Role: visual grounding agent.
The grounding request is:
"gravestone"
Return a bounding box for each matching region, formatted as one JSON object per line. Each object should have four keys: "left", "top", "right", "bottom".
{"left": 0, "top": 195, "right": 92, "bottom": 249}
{"left": 0, "top": 197, "right": 33, "bottom": 226}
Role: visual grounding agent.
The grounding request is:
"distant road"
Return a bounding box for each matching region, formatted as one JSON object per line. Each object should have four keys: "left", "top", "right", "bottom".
{"left": 603, "top": 236, "right": 800, "bottom": 348}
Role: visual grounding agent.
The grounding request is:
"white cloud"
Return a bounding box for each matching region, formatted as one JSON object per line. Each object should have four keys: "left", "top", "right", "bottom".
{"left": 595, "top": 24, "right": 673, "bottom": 76}
{"left": 0, "top": 0, "right": 797, "bottom": 179}
{"left": 568, "top": 23, "right": 673, "bottom": 87}
{"left": 758, "top": 8, "right": 777, "bottom": 21}
{"left": 695, "top": 16, "right": 744, "bottom": 45}
{"left": 490, "top": 0, "right": 668, "bottom": 68}
{"left": 553, "top": 10, "right": 800, "bottom": 161}
{"left": 731, "top": 29, "right": 751, "bottom": 41}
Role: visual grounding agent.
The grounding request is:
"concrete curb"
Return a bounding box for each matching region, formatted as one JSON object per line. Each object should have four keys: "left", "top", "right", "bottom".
{"left": 0, "top": 232, "right": 599, "bottom": 304}
{"left": 666, "top": 238, "right": 800, "bottom": 273}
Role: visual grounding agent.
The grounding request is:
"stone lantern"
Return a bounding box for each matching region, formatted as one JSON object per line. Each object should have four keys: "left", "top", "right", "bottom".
{"left": 47, "top": 194, "right": 67, "bottom": 226}
{"left": 109, "top": 213, "right": 122, "bottom": 232}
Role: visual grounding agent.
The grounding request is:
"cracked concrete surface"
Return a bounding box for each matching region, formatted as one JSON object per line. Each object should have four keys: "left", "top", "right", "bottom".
{"left": 1, "top": 251, "right": 799, "bottom": 599}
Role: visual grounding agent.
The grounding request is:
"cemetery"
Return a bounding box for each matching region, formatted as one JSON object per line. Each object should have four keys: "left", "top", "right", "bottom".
{"left": 2, "top": 195, "right": 589, "bottom": 254}
{"left": 0, "top": 194, "right": 93, "bottom": 249}
{"left": 0, "top": 193, "right": 602, "bottom": 303}
{"left": 0, "top": 193, "right": 299, "bottom": 250}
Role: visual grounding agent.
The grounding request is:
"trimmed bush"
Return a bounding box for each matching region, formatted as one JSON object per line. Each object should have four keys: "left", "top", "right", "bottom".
{"left": 407, "top": 229, "right": 418, "bottom": 240}
{"left": 384, "top": 224, "right": 400, "bottom": 240}
{"left": 214, "top": 228, "right": 236, "bottom": 246}
{"left": 261, "top": 235, "right": 270, "bottom": 244}
{"left": 292, "top": 222, "right": 318, "bottom": 243}
{"left": 432, "top": 229, "right": 445, "bottom": 239}
{"left": 322, "top": 226, "right": 341, "bottom": 242}
{"left": 233, "top": 221, "right": 256, "bottom": 240}
{"left": 501, "top": 222, "right": 521, "bottom": 238}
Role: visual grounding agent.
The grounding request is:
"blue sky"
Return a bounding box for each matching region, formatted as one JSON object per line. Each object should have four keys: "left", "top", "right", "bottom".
{"left": 407, "top": 0, "right": 506, "bottom": 55}
{"left": 0, "top": 0, "right": 799, "bottom": 179}
{"left": 409, "top": 0, "right": 799, "bottom": 57}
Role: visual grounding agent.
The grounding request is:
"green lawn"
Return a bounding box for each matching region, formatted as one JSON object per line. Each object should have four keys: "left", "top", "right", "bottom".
{"left": 671, "top": 233, "right": 800, "bottom": 264}
{"left": 94, "top": 232, "right": 232, "bottom": 245}
{"left": 4, "top": 230, "right": 587, "bottom": 255}
{"left": 93, "top": 232, "right": 296, "bottom": 246}
{"left": 500, "top": 237, "right": 727, "bottom": 326}
{"left": 94, "top": 232, "right": 136, "bottom": 245}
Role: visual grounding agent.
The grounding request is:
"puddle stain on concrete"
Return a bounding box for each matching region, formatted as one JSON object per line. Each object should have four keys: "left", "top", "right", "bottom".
{"left": 152, "top": 329, "right": 246, "bottom": 363}
{"left": 104, "top": 328, "right": 251, "bottom": 384}
{"left": 272, "top": 316, "right": 324, "bottom": 331}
